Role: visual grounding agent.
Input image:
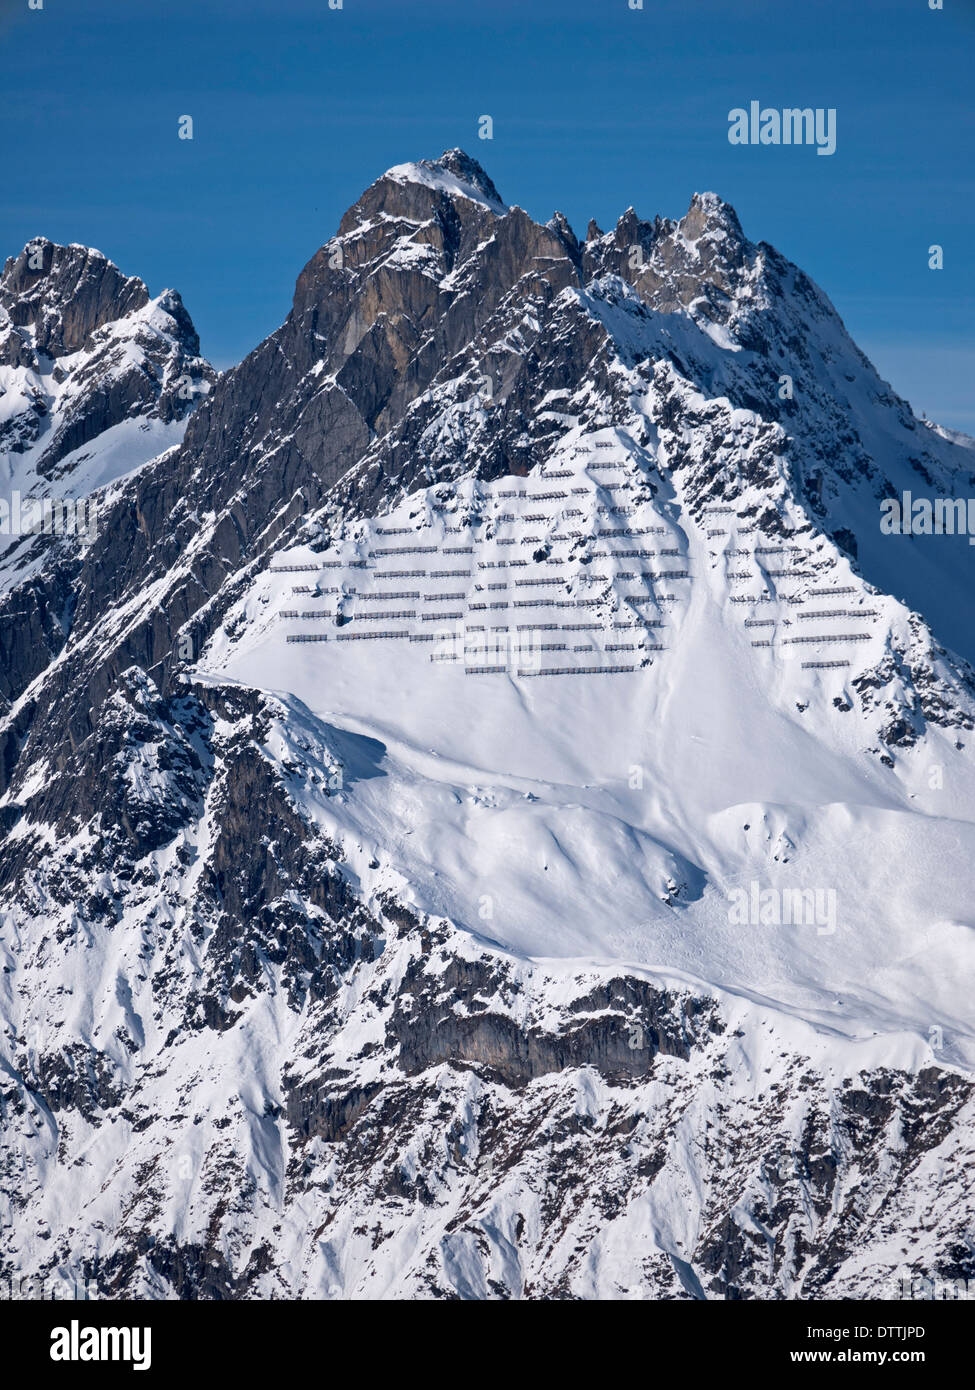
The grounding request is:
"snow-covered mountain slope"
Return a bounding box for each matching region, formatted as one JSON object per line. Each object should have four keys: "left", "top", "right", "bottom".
{"left": 1, "top": 152, "right": 974, "bottom": 1301}
{"left": 0, "top": 238, "right": 214, "bottom": 565}
{"left": 207, "top": 437, "right": 975, "bottom": 1055}
{"left": 0, "top": 236, "right": 214, "bottom": 725}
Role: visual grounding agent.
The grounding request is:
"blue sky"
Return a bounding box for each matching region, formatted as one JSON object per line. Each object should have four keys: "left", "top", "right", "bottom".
{"left": 1, "top": 0, "right": 972, "bottom": 428}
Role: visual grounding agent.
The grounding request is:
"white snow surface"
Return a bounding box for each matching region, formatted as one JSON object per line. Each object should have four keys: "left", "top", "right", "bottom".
{"left": 4, "top": 187, "right": 975, "bottom": 1300}
{"left": 383, "top": 158, "right": 507, "bottom": 213}
{"left": 0, "top": 290, "right": 209, "bottom": 556}
{"left": 205, "top": 413, "right": 975, "bottom": 1070}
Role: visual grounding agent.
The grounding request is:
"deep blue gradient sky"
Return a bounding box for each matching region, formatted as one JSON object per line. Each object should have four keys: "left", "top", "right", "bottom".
{"left": 1, "top": 0, "right": 972, "bottom": 428}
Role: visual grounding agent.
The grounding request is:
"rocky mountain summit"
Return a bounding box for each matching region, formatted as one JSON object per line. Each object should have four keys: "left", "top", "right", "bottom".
{"left": 0, "top": 237, "right": 214, "bottom": 743}
{"left": 0, "top": 238, "right": 213, "bottom": 487}
{"left": 1, "top": 152, "right": 974, "bottom": 1300}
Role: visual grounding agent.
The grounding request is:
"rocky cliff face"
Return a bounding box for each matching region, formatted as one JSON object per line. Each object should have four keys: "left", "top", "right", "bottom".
{"left": 1, "top": 152, "right": 974, "bottom": 1301}
{"left": 0, "top": 238, "right": 213, "bottom": 483}
{"left": 0, "top": 237, "right": 215, "bottom": 761}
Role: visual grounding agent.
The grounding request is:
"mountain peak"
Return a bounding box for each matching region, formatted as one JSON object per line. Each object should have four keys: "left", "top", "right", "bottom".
{"left": 3, "top": 236, "right": 136, "bottom": 289}
{"left": 382, "top": 148, "right": 506, "bottom": 211}
{"left": 6, "top": 152, "right": 975, "bottom": 1308}
{"left": 0, "top": 236, "right": 213, "bottom": 497}
{"left": 682, "top": 190, "right": 746, "bottom": 242}
{"left": 1, "top": 237, "right": 150, "bottom": 356}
